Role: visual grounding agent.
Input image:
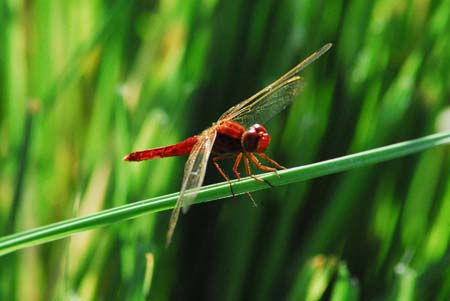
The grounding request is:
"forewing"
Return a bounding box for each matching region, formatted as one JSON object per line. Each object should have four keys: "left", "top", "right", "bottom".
{"left": 166, "top": 128, "right": 217, "bottom": 245}
{"left": 228, "top": 76, "right": 304, "bottom": 128}
{"left": 219, "top": 43, "right": 331, "bottom": 124}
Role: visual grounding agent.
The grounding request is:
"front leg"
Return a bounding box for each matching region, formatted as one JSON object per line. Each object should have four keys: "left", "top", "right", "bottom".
{"left": 244, "top": 154, "right": 274, "bottom": 188}
{"left": 256, "top": 153, "right": 286, "bottom": 170}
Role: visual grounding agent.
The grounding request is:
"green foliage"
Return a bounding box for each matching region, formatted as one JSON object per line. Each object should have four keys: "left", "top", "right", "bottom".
{"left": 1, "top": 0, "right": 449, "bottom": 300}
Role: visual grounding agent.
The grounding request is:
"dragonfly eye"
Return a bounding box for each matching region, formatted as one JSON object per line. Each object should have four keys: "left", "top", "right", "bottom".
{"left": 242, "top": 124, "right": 270, "bottom": 153}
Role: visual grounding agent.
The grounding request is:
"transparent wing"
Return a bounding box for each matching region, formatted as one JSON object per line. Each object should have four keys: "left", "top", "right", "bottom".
{"left": 166, "top": 128, "right": 217, "bottom": 245}
{"left": 219, "top": 43, "right": 331, "bottom": 125}
{"left": 228, "top": 76, "right": 304, "bottom": 128}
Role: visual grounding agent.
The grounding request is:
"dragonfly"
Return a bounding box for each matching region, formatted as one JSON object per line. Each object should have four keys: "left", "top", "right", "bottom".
{"left": 124, "top": 43, "right": 332, "bottom": 245}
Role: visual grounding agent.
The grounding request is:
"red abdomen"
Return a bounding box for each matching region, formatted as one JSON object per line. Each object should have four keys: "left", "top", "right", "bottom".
{"left": 123, "top": 136, "right": 198, "bottom": 161}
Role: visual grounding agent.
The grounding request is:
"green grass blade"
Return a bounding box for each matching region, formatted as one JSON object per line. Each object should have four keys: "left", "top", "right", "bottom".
{"left": 0, "top": 131, "right": 449, "bottom": 256}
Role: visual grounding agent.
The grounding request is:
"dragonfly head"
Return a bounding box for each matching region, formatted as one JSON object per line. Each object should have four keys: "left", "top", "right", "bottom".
{"left": 242, "top": 124, "right": 270, "bottom": 153}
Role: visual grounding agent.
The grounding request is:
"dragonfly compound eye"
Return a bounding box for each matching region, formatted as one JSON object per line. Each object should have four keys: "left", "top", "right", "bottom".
{"left": 242, "top": 124, "right": 270, "bottom": 153}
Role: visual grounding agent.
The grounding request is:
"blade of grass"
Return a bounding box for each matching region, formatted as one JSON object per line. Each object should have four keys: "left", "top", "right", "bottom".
{"left": 0, "top": 131, "right": 449, "bottom": 256}
{"left": 330, "top": 263, "right": 359, "bottom": 301}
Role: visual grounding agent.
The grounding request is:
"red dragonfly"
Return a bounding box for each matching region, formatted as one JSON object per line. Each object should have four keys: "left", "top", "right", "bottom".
{"left": 124, "top": 43, "right": 332, "bottom": 244}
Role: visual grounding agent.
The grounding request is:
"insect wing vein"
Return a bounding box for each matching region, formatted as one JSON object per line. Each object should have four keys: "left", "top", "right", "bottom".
{"left": 229, "top": 77, "right": 304, "bottom": 128}
{"left": 218, "top": 43, "right": 331, "bottom": 124}
{"left": 166, "top": 129, "right": 217, "bottom": 244}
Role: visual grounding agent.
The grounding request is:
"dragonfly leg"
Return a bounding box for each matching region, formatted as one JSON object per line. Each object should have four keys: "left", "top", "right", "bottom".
{"left": 232, "top": 153, "right": 257, "bottom": 207}
{"left": 254, "top": 153, "right": 285, "bottom": 178}
{"left": 248, "top": 153, "right": 277, "bottom": 173}
{"left": 246, "top": 191, "right": 257, "bottom": 207}
{"left": 212, "top": 155, "right": 236, "bottom": 197}
{"left": 213, "top": 153, "right": 255, "bottom": 206}
{"left": 256, "top": 153, "right": 286, "bottom": 169}
{"left": 244, "top": 154, "right": 274, "bottom": 188}
{"left": 232, "top": 153, "right": 243, "bottom": 180}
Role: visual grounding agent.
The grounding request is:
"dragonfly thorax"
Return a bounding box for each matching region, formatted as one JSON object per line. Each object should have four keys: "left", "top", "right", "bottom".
{"left": 241, "top": 124, "right": 270, "bottom": 153}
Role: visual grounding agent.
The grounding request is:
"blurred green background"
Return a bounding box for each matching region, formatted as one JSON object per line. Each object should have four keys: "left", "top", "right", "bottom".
{"left": 1, "top": 0, "right": 450, "bottom": 300}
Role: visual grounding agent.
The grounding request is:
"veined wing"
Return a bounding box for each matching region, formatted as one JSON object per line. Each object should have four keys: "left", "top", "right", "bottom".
{"left": 166, "top": 128, "right": 217, "bottom": 245}
{"left": 219, "top": 43, "right": 332, "bottom": 124}
{"left": 228, "top": 76, "right": 304, "bottom": 128}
